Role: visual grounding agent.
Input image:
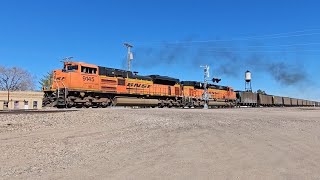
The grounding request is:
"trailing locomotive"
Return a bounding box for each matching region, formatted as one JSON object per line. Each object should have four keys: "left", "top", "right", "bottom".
{"left": 43, "top": 61, "right": 237, "bottom": 108}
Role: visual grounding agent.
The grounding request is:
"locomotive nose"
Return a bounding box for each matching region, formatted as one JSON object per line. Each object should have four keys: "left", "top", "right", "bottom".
{"left": 51, "top": 70, "right": 68, "bottom": 89}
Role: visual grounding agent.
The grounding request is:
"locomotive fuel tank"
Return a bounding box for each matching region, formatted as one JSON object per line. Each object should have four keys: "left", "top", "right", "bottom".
{"left": 113, "top": 97, "right": 159, "bottom": 106}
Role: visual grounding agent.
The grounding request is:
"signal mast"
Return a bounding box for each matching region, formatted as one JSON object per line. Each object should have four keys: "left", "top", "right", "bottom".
{"left": 124, "top": 43, "right": 134, "bottom": 71}
{"left": 200, "top": 65, "right": 210, "bottom": 109}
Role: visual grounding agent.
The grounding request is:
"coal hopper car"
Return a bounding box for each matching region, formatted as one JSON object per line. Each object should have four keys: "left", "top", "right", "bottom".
{"left": 283, "top": 97, "right": 291, "bottom": 106}
{"left": 236, "top": 91, "right": 258, "bottom": 107}
{"left": 258, "top": 94, "right": 273, "bottom": 107}
{"left": 273, "top": 96, "right": 284, "bottom": 107}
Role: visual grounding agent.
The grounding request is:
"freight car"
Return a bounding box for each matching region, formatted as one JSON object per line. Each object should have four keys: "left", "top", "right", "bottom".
{"left": 236, "top": 92, "right": 276, "bottom": 107}
{"left": 258, "top": 94, "right": 273, "bottom": 106}
{"left": 283, "top": 97, "right": 291, "bottom": 106}
{"left": 235, "top": 91, "right": 258, "bottom": 107}
{"left": 43, "top": 61, "right": 237, "bottom": 108}
{"left": 303, "top": 100, "right": 307, "bottom": 106}
{"left": 273, "top": 96, "right": 283, "bottom": 106}
{"left": 235, "top": 91, "right": 320, "bottom": 107}
{"left": 291, "top": 98, "right": 298, "bottom": 106}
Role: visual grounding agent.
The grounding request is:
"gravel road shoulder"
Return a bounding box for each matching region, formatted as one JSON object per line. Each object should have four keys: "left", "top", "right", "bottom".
{"left": 1, "top": 107, "right": 320, "bottom": 179}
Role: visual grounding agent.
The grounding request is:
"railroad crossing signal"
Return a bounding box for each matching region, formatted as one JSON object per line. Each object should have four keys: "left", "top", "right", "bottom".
{"left": 124, "top": 43, "right": 133, "bottom": 71}
{"left": 200, "top": 65, "right": 210, "bottom": 109}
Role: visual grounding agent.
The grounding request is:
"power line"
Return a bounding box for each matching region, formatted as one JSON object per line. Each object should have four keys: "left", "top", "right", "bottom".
{"left": 217, "top": 42, "right": 320, "bottom": 48}
{"left": 133, "top": 28, "right": 320, "bottom": 45}
{"left": 201, "top": 49, "right": 320, "bottom": 53}
{"left": 135, "top": 42, "right": 320, "bottom": 48}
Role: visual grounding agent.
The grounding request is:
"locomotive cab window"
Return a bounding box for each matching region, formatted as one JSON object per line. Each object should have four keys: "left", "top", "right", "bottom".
{"left": 81, "top": 66, "right": 97, "bottom": 74}
{"left": 67, "top": 65, "right": 78, "bottom": 71}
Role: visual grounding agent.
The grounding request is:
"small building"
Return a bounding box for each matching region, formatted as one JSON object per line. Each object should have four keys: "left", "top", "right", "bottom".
{"left": 0, "top": 91, "right": 44, "bottom": 110}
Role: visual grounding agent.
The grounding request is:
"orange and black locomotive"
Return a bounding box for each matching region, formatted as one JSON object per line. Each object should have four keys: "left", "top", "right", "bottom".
{"left": 43, "top": 61, "right": 237, "bottom": 108}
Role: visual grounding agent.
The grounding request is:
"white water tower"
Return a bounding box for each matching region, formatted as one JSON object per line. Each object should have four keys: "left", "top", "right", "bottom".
{"left": 245, "top": 70, "right": 252, "bottom": 92}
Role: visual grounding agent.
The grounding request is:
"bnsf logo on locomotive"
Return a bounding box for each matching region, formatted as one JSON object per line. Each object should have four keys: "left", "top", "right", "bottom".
{"left": 127, "top": 83, "right": 151, "bottom": 88}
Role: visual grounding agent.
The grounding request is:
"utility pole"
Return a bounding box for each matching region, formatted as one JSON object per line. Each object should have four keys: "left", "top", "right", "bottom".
{"left": 124, "top": 43, "right": 133, "bottom": 71}
{"left": 200, "top": 65, "right": 210, "bottom": 109}
{"left": 7, "top": 89, "right": 10, "bottom": 109}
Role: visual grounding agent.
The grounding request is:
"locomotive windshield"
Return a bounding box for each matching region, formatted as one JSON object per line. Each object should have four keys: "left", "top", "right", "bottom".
{"left": 67, "top": 65, "right": 78, "bottom": 71}
{"left": 81, "top": 66, "right": 97, "bottom": 74}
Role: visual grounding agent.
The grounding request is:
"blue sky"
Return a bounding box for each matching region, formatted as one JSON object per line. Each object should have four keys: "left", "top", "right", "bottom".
{"left": 0, "top": 0, "right": 320, "bottom": 100}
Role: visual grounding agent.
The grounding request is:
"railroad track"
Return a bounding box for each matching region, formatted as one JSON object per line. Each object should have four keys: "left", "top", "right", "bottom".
{"left": 0, "top": 109, "right": 78, "bottom": 114}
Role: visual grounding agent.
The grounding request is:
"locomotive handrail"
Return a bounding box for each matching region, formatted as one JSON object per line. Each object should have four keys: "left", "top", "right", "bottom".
{"left": 54, "top": 79, "right": 60, "bottom": 99}
{"left": 61, "top": 81, "right": 67, "bottom": 106}
{"left": 53, "top": 78, "right": 67, "bottom": 107}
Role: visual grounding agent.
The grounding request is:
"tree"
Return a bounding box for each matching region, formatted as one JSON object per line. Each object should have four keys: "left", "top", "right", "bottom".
{"left": 39, "top": 72, "right": 53, "bottom": 90}
{"left": 0, "top": 66, "right": 35, "bottom": 104}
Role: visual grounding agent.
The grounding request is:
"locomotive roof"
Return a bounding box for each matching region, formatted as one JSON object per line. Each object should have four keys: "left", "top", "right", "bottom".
{"left": 181, "top": 81, "right": 229, "bottom": 90}
{"left": 147, "top": 75, "right": 180, "bottom": 83}
{"left": 98, "top": 66, "right": 180, "bottom": 83}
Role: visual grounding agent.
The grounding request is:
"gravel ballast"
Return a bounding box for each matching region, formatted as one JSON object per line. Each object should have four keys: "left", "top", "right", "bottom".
{"left": 1, "top": 107, "right": 320, "bottom": 179}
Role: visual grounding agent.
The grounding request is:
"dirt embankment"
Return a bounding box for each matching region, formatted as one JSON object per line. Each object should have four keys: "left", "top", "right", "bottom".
{"left": 1, "top": 107, "right": 320, "bottom": 179}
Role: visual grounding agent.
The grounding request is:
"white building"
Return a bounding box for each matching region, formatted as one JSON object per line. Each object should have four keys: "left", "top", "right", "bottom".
{"left": 0, "top": 91, "right": 44, "bottom": 110}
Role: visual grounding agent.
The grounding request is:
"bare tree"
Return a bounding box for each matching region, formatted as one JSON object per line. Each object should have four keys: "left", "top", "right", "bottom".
{"left": 0, "top": 66, "right": 35, "bottom": 103}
